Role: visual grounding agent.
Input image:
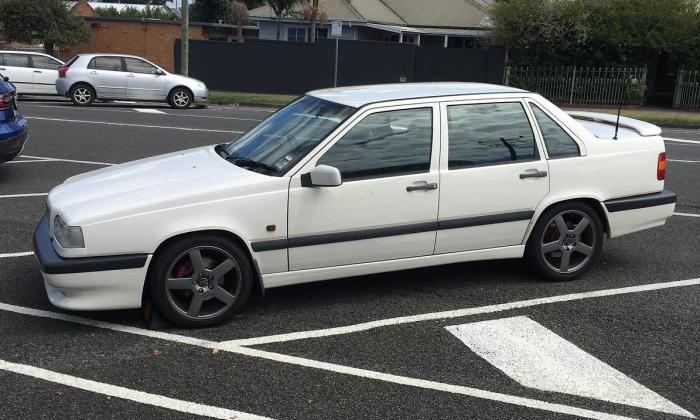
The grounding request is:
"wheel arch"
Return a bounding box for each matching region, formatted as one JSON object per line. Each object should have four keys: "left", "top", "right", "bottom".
{"left": 143, "top": 229, "right": 265, "bottom": 304}
{"left": 524, "top": 197, "right": 610, "bottom": 244}
{"left": 69, "top": 81, "right": 97, "bottom": 97}
{"left": 167, "top": 85, "right": 194, "bottom": 100}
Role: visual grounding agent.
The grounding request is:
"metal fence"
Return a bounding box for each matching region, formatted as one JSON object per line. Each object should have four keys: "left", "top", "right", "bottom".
{"left": 505, "top": 66, "right": 647, "bottom": 105}
{"left": 673, "top": 69, "right": 700, "bottom": 109}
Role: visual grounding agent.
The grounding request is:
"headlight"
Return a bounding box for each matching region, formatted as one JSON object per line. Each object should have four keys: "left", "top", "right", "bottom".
{"left": 54, "top": 216, "right": 84, "bottom": 248}
{"left": 197, "top": 82, "right": 206, "bottom": 89}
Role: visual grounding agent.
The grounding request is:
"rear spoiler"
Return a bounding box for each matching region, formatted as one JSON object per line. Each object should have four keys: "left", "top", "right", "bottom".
{"left": 567, "top": 111, "right": 662, "bottom": 137}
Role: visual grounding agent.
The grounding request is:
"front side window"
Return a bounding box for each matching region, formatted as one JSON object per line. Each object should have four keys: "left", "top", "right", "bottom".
{"left": 2, "top": 54, "right": 30, "bottom": 67}
{"left": 124, "top": 58, "right": 157, "bottom": 74}
{"left": 318, "top": 108, "right": 433, "bottom": 181}
{"left": 32, "top": 55, "right": 62, "bottom": 70}
{"left": 89, "top": 57, "right": 124, "bottom": 72}
{"left": 447, "top": 102, "right": 538, "bottom": 169}
{"left": 530, "top": 104, "right": 580, "bottom": 158}
{"left": 223, "top": 96, "right": 355, "bottom": 175}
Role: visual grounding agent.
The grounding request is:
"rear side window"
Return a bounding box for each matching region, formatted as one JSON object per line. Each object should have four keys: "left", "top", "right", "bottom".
{"left": 89, "top": 57, "right": 124, "bottom": 72}
{"left": 124, "top": 58, "right": 157, "bottom": 74}
{"left": 318, "top": 107, "right": 433, "bottom": 181}
{"left": 2, "top": 53, "right": 30, "bottom": 67}
{"left": 31, "top": 55, "right": 62, "bottom": 70}
{"left": 447, "top": 102, "right": 538, "bottom": 169}
{"left": 530, "top": 104, "right": 581, "bottom": 158}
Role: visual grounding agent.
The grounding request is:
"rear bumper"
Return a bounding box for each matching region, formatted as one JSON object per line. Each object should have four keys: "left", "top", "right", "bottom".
{"left": 33, "top": 213, "right": 151, "bottom": 310}
{"left": 604, "top": 190, "right": 676, "bottom": 238}
{"left": 55, "top": 79, "right": 70, "bottom": 96}
{"left": 0, "top": 121, "right": 28, "bottom": 163}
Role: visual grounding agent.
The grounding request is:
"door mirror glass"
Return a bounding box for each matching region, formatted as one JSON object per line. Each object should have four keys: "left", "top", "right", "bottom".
{"left": 301, "top": 165, "right": 342, "bottom": 187}
{"left": 3, "top": 76, "right": 9, "bottom": 83}
{"left": 155, "top": 69, "right": 166, "bottom": 76}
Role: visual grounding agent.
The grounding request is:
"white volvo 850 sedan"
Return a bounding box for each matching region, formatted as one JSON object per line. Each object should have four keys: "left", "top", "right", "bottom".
{"left": 34, "top": 83, "right": 676, "bottom": 327}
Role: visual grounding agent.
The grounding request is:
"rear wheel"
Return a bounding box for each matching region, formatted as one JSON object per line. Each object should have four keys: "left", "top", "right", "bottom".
{"left": 526, "top": 202, "right": 603, "bottom": 281}
{"left": 168, "top": 87, "right": 193, "bottom": 109}
{"left": 69, "top": 83, "right": 95, "bottom": 106}
{"left": 149, "top": 234, "right": 253, "bottom": 328}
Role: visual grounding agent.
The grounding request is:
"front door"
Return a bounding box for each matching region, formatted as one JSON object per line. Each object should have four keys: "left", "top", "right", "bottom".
{"left": 288, "top": 104, "right": 441, "bottom": 271}
{"left": 30, "top": 55, "right": 63, "bottom": 95}
{"left": 87, "top": 56, "right": 126, "bottom": 98}
{"left": 124, "top": 58, "right": 166, "bottom": 101}
{"left": 435, "top": 99, "right": 550, "bottom": 254}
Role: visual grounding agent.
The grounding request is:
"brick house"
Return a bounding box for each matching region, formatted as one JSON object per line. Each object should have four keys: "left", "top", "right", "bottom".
{"left": 61, "top": 1, "right": 258, "bottom": 72}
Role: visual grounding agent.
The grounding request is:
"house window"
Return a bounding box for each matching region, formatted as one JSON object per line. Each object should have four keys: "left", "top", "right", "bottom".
{"left": 316, "top": 28, "right": 328, "bottom": 39}
{"left": 287, "top": 27, "right": 307, "bottom": 42}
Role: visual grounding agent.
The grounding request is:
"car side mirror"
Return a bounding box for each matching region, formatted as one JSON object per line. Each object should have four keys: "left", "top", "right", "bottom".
{"left": 155, "top": 69, "right": 166, "bottom": 76}
{"left": 2, "top": 76, "right": 8, "bottom": 83}
{"left": 301, "top": 165, "right": 342, "bottom": 187}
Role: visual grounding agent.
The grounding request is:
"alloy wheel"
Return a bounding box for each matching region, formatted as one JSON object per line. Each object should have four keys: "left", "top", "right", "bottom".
{"left": 164, "top": 246, "right": 241, "bottom": 320}
{"left": 173, "top": 90, "right": 190, "bottom": 108}
{"left": 73, "top": 87, "right": 91, "bottom": 104}
{"left": 540, "top": 210, "right": 596, "bottom": 273}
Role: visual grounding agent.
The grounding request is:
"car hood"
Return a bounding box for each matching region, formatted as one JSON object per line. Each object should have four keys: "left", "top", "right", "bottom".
{"left": 48, "top": 146, "right": 269, "bottom": 225}
{"left": 167, "top": 73, "right": 206, "bottom": 88}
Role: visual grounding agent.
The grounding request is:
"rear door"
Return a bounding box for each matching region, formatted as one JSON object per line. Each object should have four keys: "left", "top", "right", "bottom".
{"left": 124, "top": 57, "right": 166, "bottom": 101}
{"left": 435, "top": 99, "right": 550, "bottom": 254}
{"left": 0, "top": 53, "right": 34, "bottom": 94}
{"left": 29, "top": 55, "right": 63, "bottom": 95}
{"left": 86, "top": 56, "right": 126, "bottom": 98}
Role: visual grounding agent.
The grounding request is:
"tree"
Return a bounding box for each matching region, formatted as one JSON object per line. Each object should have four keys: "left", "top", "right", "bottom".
{"left": 266, "top": 0, "right": 301, "bottom": 40}
{"left": 191, "top": 0, "right": 231, "bottom": 23}
{"left": 230, "top": 1, "right": 249, "bottom": 43}
{"left": 0, "top": 0, "right": 90, "bottom": 55}
{"left": 303, "top": 0, "right": 327, "bottom": 43}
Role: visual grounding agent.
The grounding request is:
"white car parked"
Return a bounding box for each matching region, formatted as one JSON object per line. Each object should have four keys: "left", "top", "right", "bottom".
{"left": 34, "top": 83, "right": 676, "bottom": 327}
{"left": 0, "top": 51, "right": 64, "bottom": 95}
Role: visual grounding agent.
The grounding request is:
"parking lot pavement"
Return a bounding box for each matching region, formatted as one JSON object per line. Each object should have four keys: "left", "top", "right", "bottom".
{"left": 0, "top": 100, "right": 698, "bottom": 420}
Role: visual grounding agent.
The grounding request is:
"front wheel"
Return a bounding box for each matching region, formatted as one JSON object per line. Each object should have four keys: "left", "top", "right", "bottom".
{"left": 149, "top": 235, "right": 253, "bottom": 328}
{"left": 168, "top": 87, "right": 193, "bottom": 109}
{"left": 526, "top": 202, "right": 604, "bottom": 281}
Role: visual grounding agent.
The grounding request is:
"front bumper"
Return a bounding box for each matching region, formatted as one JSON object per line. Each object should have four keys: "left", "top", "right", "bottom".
{"left": 192, "top": 87, "right": 209, "bottom": 104}
{"left": 33, "top": 214, "right": 151, "bottom": 310}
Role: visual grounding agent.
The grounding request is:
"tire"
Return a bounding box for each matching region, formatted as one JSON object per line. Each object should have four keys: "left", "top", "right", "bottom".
{"left": 168, "top": 87, "right": 193, "bottom": 109}
{"left": 148, "top": 234, "right": 254, "bottom": 328}
{"left": 69, "top": 83, "right": 95, "bottom": 106}
{"left": 526, "top": 202, "right": 604, "bottom": 281}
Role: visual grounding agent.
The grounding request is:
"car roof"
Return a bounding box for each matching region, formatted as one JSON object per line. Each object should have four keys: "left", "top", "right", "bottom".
{"left": 76, "top": 53, "right": 146, "bottom": 60}
{"left": 0, "top": 50, "right": 57, "bottom": 58}
{"left": 308, "top": 82, "right": 526, "bottom": 107}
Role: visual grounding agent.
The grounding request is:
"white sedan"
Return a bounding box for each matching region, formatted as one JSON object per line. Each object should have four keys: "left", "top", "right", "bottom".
{"left": 34, "top": 83, "right": 676, "bottom": 327}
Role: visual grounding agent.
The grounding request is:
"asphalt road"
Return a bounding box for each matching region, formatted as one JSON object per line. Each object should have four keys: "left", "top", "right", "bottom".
{"left": 0, "top": 98, "right": 698, "bottom": 420}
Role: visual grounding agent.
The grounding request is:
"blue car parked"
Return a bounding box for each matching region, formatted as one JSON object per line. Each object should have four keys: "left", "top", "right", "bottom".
{"left": 0, "top": 73, "right": 27, "bottom": 163}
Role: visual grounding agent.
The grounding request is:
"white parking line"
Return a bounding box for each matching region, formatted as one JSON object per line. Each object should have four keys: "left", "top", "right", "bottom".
{"left": 133, "top": 108, "right": 166, "bottom": 114}
{"left": 0, "top": 301, "right": 637, "bottom": 420}
{"left": 0, "top": 252, "right": 34, "bottom": 258}
{"left": 26, "top": 104, "right": 263, "bottom": 121}
{"left": 668, "top": 159, "right": 700, "bottom": 163}
{"left": 0, "top": 359, "right": 272, "bottom": 420}
{"left": 24, "top": 117, "right": 243, "bottom": 134}
{"left": 674, "top": 212, "right": 700, "bottom": 218}
{"left": 220, "top": 278, "right": 700, "bottom": 347}
{"left": 0, "top": 193, "right": 48, "bottom": 199}
{"left": 21, "top": 155, "right": 115, "bottom": 166}
{"left": 665, "top": 137, "right": 700, "bottom": 144}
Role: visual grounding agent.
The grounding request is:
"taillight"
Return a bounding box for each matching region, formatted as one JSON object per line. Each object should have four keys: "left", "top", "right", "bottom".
{"left": 0, "top": 92, "right": 14, "bottom": 109}
{"left": 657, "top": 152, "right": 666, "bottom": 180}
{"left": 58, "top": 66, "right": 68, "bottom": 78}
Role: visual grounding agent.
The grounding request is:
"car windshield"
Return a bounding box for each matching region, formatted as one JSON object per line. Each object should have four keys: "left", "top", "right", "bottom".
{"left": 223, "top": 96, "right": 356, "bottom": 175}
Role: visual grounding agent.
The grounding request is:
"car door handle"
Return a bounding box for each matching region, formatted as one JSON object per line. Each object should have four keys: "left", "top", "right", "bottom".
{"left": 0, "top": 68, "right": 5, "bottom": 71}
{"left": 406, "top": 182, "right": 438, "bottom": 192}
{"left": 89, "top": 71, "right": 98, "bottom": 75}
{"left": 126, "top": 74, "right": 135, "bottom": 78}
{"left": 33, "top": 70, "right": 42, "bottom": 73}
{"left": 519, "top": 170, "right": 548, "bottom": 179}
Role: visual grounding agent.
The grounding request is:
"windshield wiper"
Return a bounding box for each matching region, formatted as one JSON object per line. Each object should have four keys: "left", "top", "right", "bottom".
{"left": 226, "top": 154, "right": 278, "bottom": 173}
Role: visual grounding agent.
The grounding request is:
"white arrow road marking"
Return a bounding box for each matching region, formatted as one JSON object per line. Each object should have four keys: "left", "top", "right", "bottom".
{"left": 133, "top": 108, "right": 166, "bottom": 114}
{"left": 446, "top": 316, "right": 695, "bottom": 418}
{"left": 0, "top": 359, "right": 272, "bottom": 420}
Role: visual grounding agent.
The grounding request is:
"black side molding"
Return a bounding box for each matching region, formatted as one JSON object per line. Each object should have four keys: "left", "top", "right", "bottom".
{"left": 33, "top": 214, "right": 149, "bottom": 275}
{"left": 604, "top": 189, "right": 677, "bottom": 213}
{"left": 251, "top": 210, "right": 534, "bottom": 252}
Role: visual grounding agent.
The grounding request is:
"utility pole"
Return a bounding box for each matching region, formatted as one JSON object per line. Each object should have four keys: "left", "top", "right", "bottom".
{"left": 180, "top": 0, "right": 189, "bottom": 76}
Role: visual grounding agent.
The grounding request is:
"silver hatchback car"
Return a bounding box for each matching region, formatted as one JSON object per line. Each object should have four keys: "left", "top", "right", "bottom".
{"left": 56, "top": 54, "right": 208, "bottom": 109}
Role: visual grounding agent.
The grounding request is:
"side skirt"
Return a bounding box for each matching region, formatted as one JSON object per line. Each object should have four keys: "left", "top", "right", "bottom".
{"left": 262, "top": 245, "right": 525, "bottom": 289}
